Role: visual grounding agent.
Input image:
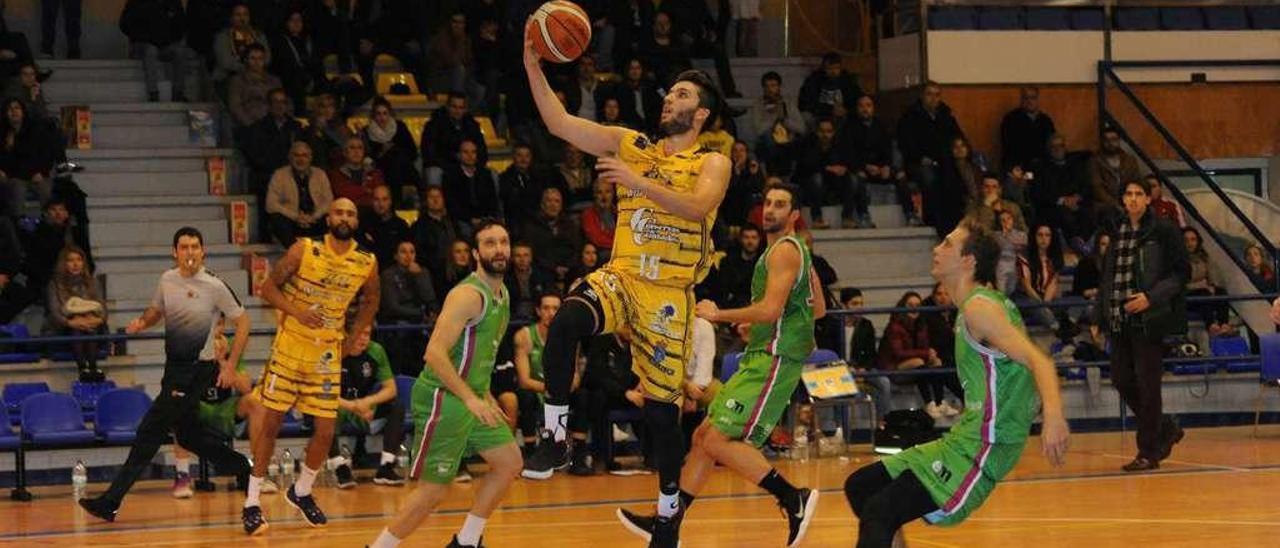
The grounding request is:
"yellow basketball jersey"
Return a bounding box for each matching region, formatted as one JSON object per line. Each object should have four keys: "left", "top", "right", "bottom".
{"left": 610, "top": 130, "right": 718, "bottom": 287}
{"left": 280, "top": 236, "right": 377, "bottom": 340}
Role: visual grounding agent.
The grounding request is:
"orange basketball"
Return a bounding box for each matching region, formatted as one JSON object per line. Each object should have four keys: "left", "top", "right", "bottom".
{"left": 526, "top": 1, "right": 592, "bottom": 64}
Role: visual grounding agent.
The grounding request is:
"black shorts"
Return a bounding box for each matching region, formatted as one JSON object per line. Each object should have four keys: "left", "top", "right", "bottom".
{"left": 490, "top": 360, "right": 518, "bottom": 396}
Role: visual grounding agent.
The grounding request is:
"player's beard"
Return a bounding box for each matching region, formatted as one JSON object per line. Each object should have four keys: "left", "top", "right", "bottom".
{"left": 329, "top": 221, "right": 355, "bottom": 240}
{"left": 478, "top": 254, "right": 508, "bottom": 276}
{"left": 659, "top": 106, "right": 695, "bottom": 136}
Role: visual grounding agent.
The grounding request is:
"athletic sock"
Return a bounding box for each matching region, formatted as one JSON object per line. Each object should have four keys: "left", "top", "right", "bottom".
{"left": 175, "top": 457, "right": 190, "bottom": 475}
{"left": 679, "top": 489, "right": 696, "bottom": 510}
{"left": 657, "top": 488, "right": 680, "bottom": 518}
{"left": 245, "top": 475, "right": 263, "bottom": 508}
{"left": 759, "top": 469, "right": 799, "bottom": 503}
{"left": 544, "top": 404, "right": 569, "bottom": 442}
{"left": 457, "top": 513, "right": 488, "bottom": 546}
{"left": 381, "top": 451, "right": 397, "bottom": 465}
{"left": 370, "top": 528, "right": 401, "bottom": 548}
{"left": 295, "top": 465, "right": 318, "bottom": 496}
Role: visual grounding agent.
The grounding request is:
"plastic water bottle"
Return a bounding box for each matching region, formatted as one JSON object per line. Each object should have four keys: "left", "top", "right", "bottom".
{"left": 792, "top": 430, "right": 810, "bottom": 462}
{"left": 340, "top": 444, "right": 352, "bottom": 465}
{"left": 71, "top": 460, "right": 88, "bottom": 499}
{"left": 281, "top": 449, "right": 295, "bottom": 482}
{"left": 397, "top": 444, "right": 409, "bottom": 471}
{"left": 268, "top": 455, "right": 281, "bottom": 485}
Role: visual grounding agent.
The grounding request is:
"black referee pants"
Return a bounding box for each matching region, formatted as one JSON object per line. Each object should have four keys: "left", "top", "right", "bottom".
{"left": 101, "top": 362, "right": 250, "bottom": 506}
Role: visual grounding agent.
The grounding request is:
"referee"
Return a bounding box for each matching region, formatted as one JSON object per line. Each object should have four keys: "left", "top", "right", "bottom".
{"left": 80, "top": 227, "right": 253, "bottom": 522}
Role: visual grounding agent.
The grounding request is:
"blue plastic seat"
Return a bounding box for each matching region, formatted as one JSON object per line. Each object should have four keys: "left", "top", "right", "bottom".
{"left": 977, "top": 7, "right": 1024, "bottom": 30}
{"left": 73, "top": 380, "right": 118, "bottom": 421}
{"left": 1117, "top": 8, "right": 1160, "bottom": 30}
{"left": 4, "top": 382, "right": 51, "bottom": 425}
{"left": 1070, "top": 8, "right": 1105, "bottom": 30}
{"left": 1250, "top": 6, "right": 1280, "bottom": 29}
{"left": 1161, "top": 8, "right": 1205, "bottom": 30}
{"left": 929, "top": 7, "right": 977, "bottom": 30}
{"left": 720, "top": 352, "right": 742, "bottom": 383}
{"left": 0, "top": 324, "right": 40, "bottom": 363}
{"left": 94, "top": 389, "right": 151, "bottom": 444}
{"left": 278, "top": 410, "right": 304, "bottom": 437}
{"left": 21, "top": 392, "right": 95, "bottom": 446}
{"left": 1026, "top": 8, "right": 1069, "bottom": 30}
{"left": 1205, "top": 7, "right": 1249, "bottom": 30}
{"left": 396, "top": 375, "right": 416, "bottom": 435}
{"left": 807, "top": 349, "right": 841, "bottom": 364}
{"left": 1211, "top": 336, "right": 1253, "bottom": 371}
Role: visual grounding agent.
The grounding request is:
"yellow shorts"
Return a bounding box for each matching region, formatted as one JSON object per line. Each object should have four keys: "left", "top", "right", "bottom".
{"left": 254, "top": 329, "right": 342, "bottom": 419}
{"left": 579, "top": 266, "right": 693, "bottom": 403}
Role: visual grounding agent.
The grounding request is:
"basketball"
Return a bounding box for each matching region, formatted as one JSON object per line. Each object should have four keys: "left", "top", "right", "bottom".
{"left": 525, "top": 1, "right": 592, "bottom": 64}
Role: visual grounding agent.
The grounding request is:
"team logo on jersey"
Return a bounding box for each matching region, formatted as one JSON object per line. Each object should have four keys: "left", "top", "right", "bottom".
{"left": 320, "top": 272, "right": 353, "bottom": 288}
{"left": 724, "top": 398, "right": 745, "bottom": 414}
{"left": 648, "top": 303, "right": 679, "bottom": 338}
{"left": 932, "top": 460, "right": 953, "bottom": 482}
{"left": 633, "top": 134, "right": 650, "bottom": 149}
{"left": 322, "top": 378, "right": 333, "bottom": 393}
{"left": 630, "top": 208, "right": 681, "bottom": 246}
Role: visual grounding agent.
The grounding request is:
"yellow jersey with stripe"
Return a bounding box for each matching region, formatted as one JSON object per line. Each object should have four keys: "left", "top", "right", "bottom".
{"left": 611, "top": 130, "right": 718, "bottom": 287}
{"left": 280, "top": 235, "right": 377, "bottom": 340}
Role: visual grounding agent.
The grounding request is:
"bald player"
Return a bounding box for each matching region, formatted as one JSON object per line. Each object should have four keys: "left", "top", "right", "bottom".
{"left": 241, "top": 198, "right": 381, "bottom": 535}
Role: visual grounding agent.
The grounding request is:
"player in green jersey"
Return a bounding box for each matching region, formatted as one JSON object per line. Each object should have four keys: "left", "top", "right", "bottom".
{"left": 616, "top": 182, "right": 826, "bottom": 547}
{"left": 369, "top": 220, "right": 522, "bottom": 548}
{"left": 843, "top": 219, "right": 1070, "bottom": 547}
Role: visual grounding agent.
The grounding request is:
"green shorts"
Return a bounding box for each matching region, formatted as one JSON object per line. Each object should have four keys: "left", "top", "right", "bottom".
{"left": 196, "top": 398, "right": 239, "bottom": 438}
{"left": 883, "top": 435, "right": 1027, "bottom": 526}
{"left": 408, "top": 380, "right": 513, "bottom": 484}
{"left": 708, "top": 351, "right": 803, "bottom": 448}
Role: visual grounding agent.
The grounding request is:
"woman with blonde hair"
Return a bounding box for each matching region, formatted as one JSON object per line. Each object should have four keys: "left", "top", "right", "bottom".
{"left": 45, "top": 245, "right": 106, "bottom": 382}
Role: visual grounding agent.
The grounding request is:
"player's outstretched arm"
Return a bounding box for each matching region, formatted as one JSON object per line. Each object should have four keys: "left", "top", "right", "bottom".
{"left": 523, "top": 36, "right": 627, "bottom": 158}
{"left": 598, "top": 152, "right": 730, "bottom": 223}
{"left": 696, "top": 241, "right": 800, "bottom": 325}
{"left": 424, "top": 285, "right": 504, "bottom": 427}
{"left": 963, "top": 297, "right": 1069, "bottom": 467}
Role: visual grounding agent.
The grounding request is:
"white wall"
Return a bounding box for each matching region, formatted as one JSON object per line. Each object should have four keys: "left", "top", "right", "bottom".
{"left": 878, "top": 34, "right": 921, "bottom": 91}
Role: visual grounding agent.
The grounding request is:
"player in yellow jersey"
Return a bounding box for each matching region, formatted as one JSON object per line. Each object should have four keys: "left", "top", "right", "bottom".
{"left": 521, "top": 32, "right": 731, "bottom": 548}
{"left": 241, "top": 198, "right": 381, "bottom": 535}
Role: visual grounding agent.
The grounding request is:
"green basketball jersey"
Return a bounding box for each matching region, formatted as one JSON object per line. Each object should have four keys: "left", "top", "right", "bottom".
{"left": 745, "top": 235, "right": 815, "bottom": 362}
{"left": 950, "top": 286, "right": 1038, "bottom": 447}
{"left": 527, "top": 325, "right": 546, "bottom": 382}
{"left": 418, "top": 273, "right": 510, "bottom": 395}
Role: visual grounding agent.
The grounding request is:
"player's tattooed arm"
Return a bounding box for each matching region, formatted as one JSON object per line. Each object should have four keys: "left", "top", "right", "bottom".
{"left": 259, "top": 241, "right": 323, "bottom": 328}
{"left": 350, "top": 258, "right": 382, "bottom": 338}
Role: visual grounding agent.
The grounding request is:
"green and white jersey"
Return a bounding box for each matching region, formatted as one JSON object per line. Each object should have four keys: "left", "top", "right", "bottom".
{"left": 527, "top": 325, "right": 546, "bottom": 383}
{"left": 418, "top": 273, "right": 510, "bottom": 395}
{"left": 950, "top": 286, "right": 1038, "bottom": 447}
{"left": 744, "top": 235, "right": 815, "bottom": 362}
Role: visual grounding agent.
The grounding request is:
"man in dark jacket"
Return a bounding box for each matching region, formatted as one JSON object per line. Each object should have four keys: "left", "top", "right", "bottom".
{"left": 1029, "top": 134, "right": 1093, "bottom": 247}
{"left": 377, "top": 239, "right": 436, "bottom": 376}
{"left": 504, "top": 242, "right": 556, "bottom": 324}
{"left": 410, "top": 186, "right": 462, "bottom": 273}
{"left": 0, "top": 216, "right": 35, "bottom": 324}
{"left": 798, "top": 53, "right": 863, "bottom": 124}
{"left": 521, "top": 187, "right": 580, "bottom": 284}
{"left": 999, "top": 86, "right": 1056, "bottom": 173}
{"left": 420, "top": 93, "right": 488, "bottom": 186}
{"left": 498, "top": 143, "right": 552, "bottom": 233}
{"left": 603, "top": 57, "right": 663, "bottom": 133}
{"left": 1096, "top": 178, "right": 1188, "bottom": 472}
{"left": 842, "top": 94, "right": 908, "bottom": 225}
{"left": 896, "top": 81, "right": 964, "bottom": 197}
{"left": 792, "top": 118, "right": 864, "bottom": 228}
{"left": 711, "top": 224, "right": 762, "bottom": 309}
{"left": 440, "top": 139, "right": 501, "bottom": 226}
{"left": 241, "top": 88, "right": 302, "bottom": 240}
{"left": 120, "top": 0, "right": 194, "bottom": 102}
{"left": 358, "top": 185, "right": 410, "bottom": 269}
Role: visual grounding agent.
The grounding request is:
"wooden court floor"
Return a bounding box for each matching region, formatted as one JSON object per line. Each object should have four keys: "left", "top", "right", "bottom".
{"left": 2, "top": 425, "right": 1279, "bottom": 547}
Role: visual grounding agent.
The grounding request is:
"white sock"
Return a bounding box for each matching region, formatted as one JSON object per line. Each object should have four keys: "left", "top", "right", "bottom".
{"left": 457, "top": 513, "right": 487, "bottom": 546}
{"left": 545, "top": 404, "right": 569, "bottom": 442}
{"left": 328, "top": 455, "right": 348, "bottom": 469}
{"left": 245, "top": 475, "right": 263, "bottom": 508}
{"left": 370, "top": 528, "right": 401, "bottom": 548}
{"left": 381, "top": 451, "right": 397, "bottom": 465}
{"left": 657, "top": 491, "right": 680, "bottom": 518}
{"left": 175, "top": 457, "right": 190, "bottom": 475}
{"left": 294, "top": 465, "right": 318, "bottom": 496}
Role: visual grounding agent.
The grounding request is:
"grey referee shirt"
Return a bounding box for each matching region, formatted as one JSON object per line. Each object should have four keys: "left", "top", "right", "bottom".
{"left": 149, "top": 267, "right": 246, "bottom": 364}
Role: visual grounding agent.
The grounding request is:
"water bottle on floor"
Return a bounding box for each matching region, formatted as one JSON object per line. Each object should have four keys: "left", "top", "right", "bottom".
{"left": 71, "top": 460, "right": 87, "bottom": 500}
{"left": 268, "top": 455, "right": 281, "bottom": 486}
{"left": 397, "top": 444, "right": 409, "bottom": 471}
{"left": 281, "top": 449, "right": 295, "bottom": 485}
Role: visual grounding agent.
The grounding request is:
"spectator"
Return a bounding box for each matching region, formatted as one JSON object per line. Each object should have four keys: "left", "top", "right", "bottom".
{"left": 745, "top": 71, "right": 805, "bottom": 174}
{"left": 329, "top": 325, "right": 405, "bottom": 486}
{"left": 695, "top": 114, "right": 735, "bottom": 158}
{"left": 411, "top": 186, "right": 463, "bottom": 273}
{"left": 1017, "top": 223, "right": 1072, "bottom": 340}
{"left": 120, "top": 0, "right": 195, "bottom": 103}
{"left": 679, "top": 315, "right": 718, "bottom": 448}
{"left": 498, "top": 143, "right": 550, "bottom": 231}
{"left": 598, "top": 96, "right": 629, "bottom": 128}
{"left": 999, "top": 86, "right": 1056, "bottom": 173}
{"left": 555, "top": 144, "right": 595, "bottom": 210}
{"left": 328, "top": 137, "right": 385, "bottom": 209}
{"left": 227, "top": 44, "right": 283, "bottom": 128}
{"left": 421, "top": 92, "right": 488, "bottom": 187}
{"left": 436, "top": 238, "right": 474, "bottom": 295}
{"left": 1147, "top": 175, "right": 1184, "bottom": 227}
{"left": 798, "top": 53, "right": 863, "bottom": 126}
{"left": 967, "top": 173, "right": 1026, "bottom": 232}
{"left": 793, "top": 118, "right": 864, "bottom": 229}
{"left": 1072, "top": 232, "right": 1109, "bottom": 322}
{"left": 877, "top": 291, "right": 959, "bottom": 419}
{"left": 268, "top": 10, "right": 325, "bottom": 115}
{"left": 676, "top": 0, "right": 741, "bottom": 98}
{"left": 378, "top": 240, "right": 436, "bottom": 376}
{"left": 713, "top": 224, "right": 762, "bottom": 309}
{"left": 1182, "top": 227, "right": 1230, "bottom": 337}
{"left": 640, "top": 12, "right": 690, "bottom": 88}
{"left": 994, "top": 209, "right": 1027, "bottom": 295}
{"left": 1029, "top": 133, "right": 1093, "bottom": 251}
{"left": 425, "top": 13, "right": 475, "bottom": 97}
{"left": 896, "top": 81, "right": 964, "bottom": 216}
{"left": 567, "top": 241, "right": 601, "bottom": 285}
{"left": 441, "top": 139, "right": 501, "bottom": 225}
{"left": 265, "top": 141, "right": 332, "bottom": 246}
{"left": 22, "top": 197, "right": 81, "bottom": 293}
{"left": 40, "top": 0, "right": 82, "bottom": 59}
{"left": 582, "top": 330, "right": 645, "bottom": 471}
{"left": 832, "top": 288, "right": 889, "bottom": 421}
{"left": 0, "top": 216, "right": 35, "bottom": 324}
{"left": 730, "top": 0, "right": 760, "bottom": 56}
{"left": 505, "top": 242, "right": 556, "bottom": 324}
{"left": 358, "top": 185, "right": 409, "bottom": 269}
{"left": 1097, "top": 178, "right": 1188, "bottom": 472}
{"left": 1244, "top": 242, "right": 1276, "bottom": 292}
{"left": 513, "top": 293, "right": 563, "bottom": 449}
{"left": 183, "top": 0, "right": 229, "bottom": 63}
{"left": 564, "top": 54, "right": 605, "bottom": 122}
{"left": 0, "top": 98, "right": 57, "bottom": 211}
{"left": 843, "top": 95, "right": 913, "bottom": 225}
{"left": 921, "top": 281, "right": 964, "bottom": 408}
{"left": 580, "top": 180, "right": 616, "bottom": 261}
{"left": 929, "top": 137, "right": 980, "bottom": 237}
{"left": 1089, "top": 127, "right": 1142, "bottom": 215}
{"left": 719, "top": 141, "right": 763, "bottom": 230}
{"left": 523, "top": 187, "right": 580, "bottom": 284}
{"left": 307, "top": 0, "right": 369, "bottom": 83}
{"left": 212, "top": 3, "right": 270, "bottom": 84}
{"left": 472, "top": 18, "right": 503, "bottom": 118}
{"left": 303, "top": 93, "right": 354, "bottom": 169}
{"left": 362, "top": 97, "right": 421, "bottom": 208}
{"left": 2, "top": 63, "right": 51, "bottom": 122}
{"left": 604, "top": 57, "right": 662, "bottom": 133}
{"left": 241, "top": 87, "right": 302, "bottom": 240}
{"left": 45, "top": 246, "right": 106, "bottom": 382}
{"left": 0, "top": 13, "right": 37, "bottom": 81}
{"left": 606, "top": 0, "right": 655, "bottom": 73}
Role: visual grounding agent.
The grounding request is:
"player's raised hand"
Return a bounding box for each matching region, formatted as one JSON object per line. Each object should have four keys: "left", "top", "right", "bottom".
{"left": 465, "top": 396, "right": 504, "bottom": 427}
{"left": 694, "top": 300, "right": 720, "bottom": 322}
{"left": 522, "top": 31, "right": 541, "bottom": 69}
{"left": 1040, "top": 414, "right": 1070, "bottom": 467}
{"left": 596, "top": 156, "right": 642, "bottom": 190}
